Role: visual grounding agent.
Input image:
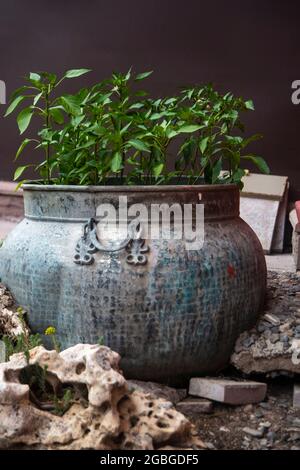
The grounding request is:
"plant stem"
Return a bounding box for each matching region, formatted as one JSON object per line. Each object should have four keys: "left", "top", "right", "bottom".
{"left": 45, "top": 88, "right": 50, "bottom": 184}
{"left": 94, "top": 142, "right": 99, "bottom": 184}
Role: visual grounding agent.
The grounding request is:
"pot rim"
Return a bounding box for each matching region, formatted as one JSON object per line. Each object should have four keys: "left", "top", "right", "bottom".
{"left": 22, "top": 182, "right": 239, "bottom": 193}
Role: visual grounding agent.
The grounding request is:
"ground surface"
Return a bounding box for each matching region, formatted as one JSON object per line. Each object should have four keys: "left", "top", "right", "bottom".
{"left": 188, "top": 382, "right": 300, "bottom": 450}
{"left": 178, "top": 270, "right": 300, "bottom": 450}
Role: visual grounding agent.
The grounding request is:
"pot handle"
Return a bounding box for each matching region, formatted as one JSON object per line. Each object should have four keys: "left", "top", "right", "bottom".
{"left": 74, "top": 218, "right": 149, "bottom": 266}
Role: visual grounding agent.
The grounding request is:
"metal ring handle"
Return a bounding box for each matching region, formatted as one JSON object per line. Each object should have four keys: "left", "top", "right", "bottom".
{"left": 74, "top": 218, "right": 149, "bottom": 266}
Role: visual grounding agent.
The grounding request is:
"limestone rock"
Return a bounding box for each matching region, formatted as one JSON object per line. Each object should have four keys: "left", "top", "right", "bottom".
{"left": 0, "top": 344, "right": 204, "bottom": 450}
{"left": 127, "top": 380, "right": 186, "bottom": 404}
{"left": 0, "top": 283, "right": 29, "bottom": 340}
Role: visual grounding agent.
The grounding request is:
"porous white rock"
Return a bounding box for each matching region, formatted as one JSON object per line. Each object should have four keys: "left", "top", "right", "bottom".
{"left": 0, "top": 344, "right": 204, "bottom": 450}
{"left": 0, "top": 283, "right": 29, "bottom": 340}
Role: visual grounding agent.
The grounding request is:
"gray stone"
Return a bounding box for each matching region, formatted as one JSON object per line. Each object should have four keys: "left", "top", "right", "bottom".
{"left": 293, "top": 384, "right": 300, "bottom": 409}
{"left": 243, "top": 404, "right": 253, "bottom": 412}
{"left": 289, "top": 418, "right": 300, "bottom": 428}
{"left": 270, "top": 333, "right": 279, "bottom": 344}
{"left": 266, "top": 431, "right": 276, "bottom": 442}
{"left": 270, "top": 326, "right": 279, "bottom": 334}
{"left": 259, "top": 421, "right": 271, "bottom": 430}
{"left": 259, "top": 402, "right": 271, "bottom": 410}
{"left": 176, "top": 398, "right": 213, "bottom": 415}
{"left": 263, "top": 329, "right": 272, "bottom": 339}
{"left": 0, "top": 340, "right": 6, "bottom": 363}
{"left": 260, "top": 438, "right": 268, "bottom": 446}
{"left": 242, "top": 427, "right": 264, "bottom": 438}
{"left": 242, "top": 337, "right": 255, "bottom": 348}
{"left": 258, "top": 324, "right": 267, "bottom": 333}
{"left": 280, "top": 334, "right": 290, "bottom": 343}
{"left": 263, "top": 313, "right": 280, "bottom": 326}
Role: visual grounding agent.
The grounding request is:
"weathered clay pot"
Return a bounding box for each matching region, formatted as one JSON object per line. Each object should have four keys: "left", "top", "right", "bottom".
{"left": 0, "top": 183, "right": 266, "bottom": 383}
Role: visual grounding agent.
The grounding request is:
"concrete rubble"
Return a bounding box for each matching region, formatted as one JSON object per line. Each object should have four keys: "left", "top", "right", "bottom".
{"left": 231, "top": 271, "right": 300, "bottom": 375}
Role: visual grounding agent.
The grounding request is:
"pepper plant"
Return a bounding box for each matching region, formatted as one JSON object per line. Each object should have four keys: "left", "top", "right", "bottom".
{"left": 5, "top": 69, "right": 269, "bottom": 187}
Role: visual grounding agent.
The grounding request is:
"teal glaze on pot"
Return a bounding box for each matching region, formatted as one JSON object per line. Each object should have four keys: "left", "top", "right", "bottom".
{"left": 0, "top": 183, "right": 266, "bottom": 383}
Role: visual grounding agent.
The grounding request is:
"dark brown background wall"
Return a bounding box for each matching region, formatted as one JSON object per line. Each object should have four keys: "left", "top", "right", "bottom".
{"left": 0, "top": 0, "right": 299, "bottom": 199}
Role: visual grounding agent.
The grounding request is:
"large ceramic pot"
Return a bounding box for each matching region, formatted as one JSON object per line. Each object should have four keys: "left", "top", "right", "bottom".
{"left": 0, "top": 183, "right": 266, "bottom": 383}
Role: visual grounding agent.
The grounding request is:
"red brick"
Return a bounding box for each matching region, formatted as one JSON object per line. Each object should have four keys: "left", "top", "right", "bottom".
{"left": 189, "top": 378, "right": 267, "bottom": 405}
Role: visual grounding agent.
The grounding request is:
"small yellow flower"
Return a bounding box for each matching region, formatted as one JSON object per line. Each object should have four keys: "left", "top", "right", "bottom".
{"left": 45, "top": 326, "right": 56, "bottom": 336}
{"left": 17, "top": 306, "right": 24, "bottom": 317}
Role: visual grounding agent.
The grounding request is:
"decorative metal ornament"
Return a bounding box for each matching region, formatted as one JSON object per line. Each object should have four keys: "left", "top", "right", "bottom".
{"left": 74, "top": 218, "right": 149, "bottom": 266}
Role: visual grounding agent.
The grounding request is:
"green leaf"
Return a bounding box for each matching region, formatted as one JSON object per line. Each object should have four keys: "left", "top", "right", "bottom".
{"left": 135, "top": 71, "right": 153, "bottom": 81}
{"left": 135, "top": 90, "right": 148, "bottom": 97}
{"left": 177, "top": 124, "right": 203, "bottom": 133}
{"left": 241, "top": 155, "right": 270, "bottom": 174}
{"left": 166, "top": 129, "right": 178, "bottom": 139}
{"left": 49, "top": 107, "right": 64, "bottom": 124}
{"left": 15, "top": 138, "right": 36, "bottom": 160}
{"left": 64, "top": 69, "right": 91, "bottom": 79}
{"left": 111, "top": 152, "right": 122, "bottom": 172}
{"left": 5, "top": 96, "right": 26, "bottom": 116}
{"left": 241, "top": 133, "right": 263, "bottom": 148}
{"left": 33, "top": 92, "right": 43, "bottom": 106}
{"left": 149, "top": 112, "right": 165, "bottom": 120}
{"left": 17, "top": 107, "right": 34, "bottom": 134}
{"left": 164, "top": 97, "right": 177, "bottom": 105}
{"left": 129, "top": 102, "right": 144, "bottom": 110}
{"left": 10, "top": 86, "right": 35, "bottom": 100}
{"left": 14, "top": 165, "right": 31, "bottom": 180}
{"left": 128, "top": 139, "right": 150, "bottom": 152}
{"left": 231, "top": 168, "right": 246, "bottom": 186}
{"left": 153, "top": 163, "right": 164, "bottom": 177}
{"left": 120, "top": 121, "right": 132, "bottom": 135}
{"left": 15, "top": 179, "right": 27, "bottom": 191}
{"left": 199, "top": 136, "right": 209, "bottom": 154}
{"left": 225, "top": 135, "right": 243, "bottom": 146}
{"left": 60, "top": 96, "right": 81, "bottom": 116}
{"left": 29, "top": 72, "right": 41, "bottom": 82}
{"left": 245, "top": 100, "right": 255, "bottom": 110}
{"left": 212, "top": 158, "right": 222, "bottom": 183}
{"left": 125, "top": 68, "right": 132, "bottom": 80}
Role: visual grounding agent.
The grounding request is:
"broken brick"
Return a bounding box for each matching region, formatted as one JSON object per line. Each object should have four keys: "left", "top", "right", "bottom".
{"left": 189, "top": 378, "right": 267, "bottom": 405}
